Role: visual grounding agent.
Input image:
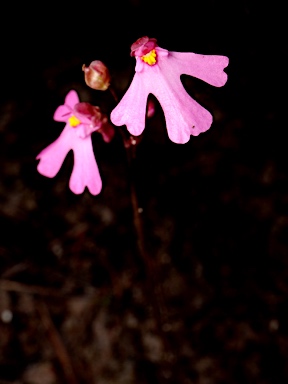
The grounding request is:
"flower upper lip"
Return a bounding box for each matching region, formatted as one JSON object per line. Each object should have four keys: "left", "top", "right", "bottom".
{"left": 73, "top": 103, "right": 102, "bottom": 128}
{"left": 130, "top": 36, "right": 157, "bottom": 57}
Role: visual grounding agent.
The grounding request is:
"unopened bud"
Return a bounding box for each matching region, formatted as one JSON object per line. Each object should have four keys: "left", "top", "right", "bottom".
{"left": 82, "top": 61, "right": 111, "bottom": 91}
{"left": 146, "top": 98, "right": 156, "bottom": 118}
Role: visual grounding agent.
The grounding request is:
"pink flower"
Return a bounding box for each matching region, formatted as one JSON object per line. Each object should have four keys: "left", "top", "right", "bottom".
{"left": 110, "top": 36, "right": 229, "bottom": 144}
{"left": 36, "top": 90, "right": 112, "bottom": 195}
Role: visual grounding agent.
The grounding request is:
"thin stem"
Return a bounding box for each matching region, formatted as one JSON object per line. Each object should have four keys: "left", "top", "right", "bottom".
{"left": 108, "top": 84, "right": 185, "bottom": 381}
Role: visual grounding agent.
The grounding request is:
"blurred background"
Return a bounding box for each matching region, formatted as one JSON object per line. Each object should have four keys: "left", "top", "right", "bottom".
{"left": 1, "top": 1, "right": 287, "bottom": 383}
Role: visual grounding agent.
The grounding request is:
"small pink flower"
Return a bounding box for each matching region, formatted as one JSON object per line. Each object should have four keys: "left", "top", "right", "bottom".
{"left": 111, "top": 36, "right": 229, "bottom": 144}
{"left": 36, "top": 90, "right": 112, "bottom": 195}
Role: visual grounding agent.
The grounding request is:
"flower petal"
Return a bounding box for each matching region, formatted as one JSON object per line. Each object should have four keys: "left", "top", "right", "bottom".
{"left": 69, "top": 136, "right": 102, "bottom": 195}
{"left": 53, "top": 90, "right": 79, "bottom": 122}
{"left": 36, "top": 124, "right": 73, "bottom": 177}
{"left": 110, "top": 72, "right": 149, "bottom": 136}
{"left": 64, "top": 90, "right": 80, "bottom": 109}
{"left": 169, "top": 51, "right": 229, "bottom": 87}
{"left": 153, "top": 70, "right": 212, "bottom": 143}
{"left": 53, "top": 105, "right": 73, "bottom": 122}
{"left": 126, "top": 60, "right": 213, "bottom": 144}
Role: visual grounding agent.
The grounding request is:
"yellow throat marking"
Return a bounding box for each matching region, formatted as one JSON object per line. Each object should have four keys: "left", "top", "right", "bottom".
{"left": 69, "top": 115, "right": 81, "bottom": 127}
{"left": 141, "top": 49, "right": 157, "bottom": 65}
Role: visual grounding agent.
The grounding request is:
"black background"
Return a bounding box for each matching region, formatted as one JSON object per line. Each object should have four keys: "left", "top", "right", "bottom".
{"left": 1, "top": 1, "right": 288, "bottom": 383}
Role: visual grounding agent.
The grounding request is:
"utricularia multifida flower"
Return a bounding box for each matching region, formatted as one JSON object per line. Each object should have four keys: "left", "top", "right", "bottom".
{"left": 37, "top": 36, "right": 229, "bottom": 194}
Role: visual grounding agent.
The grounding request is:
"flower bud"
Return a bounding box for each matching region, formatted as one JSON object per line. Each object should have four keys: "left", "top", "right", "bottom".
{"left": 82, "top": 60, "right": 111, "bottom": 91}
{"left": 146, "top": 98, "right": 156, "bottom": 118}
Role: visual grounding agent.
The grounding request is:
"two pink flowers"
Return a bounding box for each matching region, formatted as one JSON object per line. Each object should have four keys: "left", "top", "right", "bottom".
{"left": 37, "top": 36, "right": 229, "bottom": 195}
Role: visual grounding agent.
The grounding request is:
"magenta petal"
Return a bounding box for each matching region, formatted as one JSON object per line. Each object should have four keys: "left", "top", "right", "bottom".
{"left": 36, "top": 125, "right": 73, "bottom": 177}
{"left": 69, "top": 136, "right": 102, "bottom": 195}
{"left": 110, "top": 72, "right": 149, "bottom": 136}
{"left": 169, "top": 51, "right": 229, "bottom": 87}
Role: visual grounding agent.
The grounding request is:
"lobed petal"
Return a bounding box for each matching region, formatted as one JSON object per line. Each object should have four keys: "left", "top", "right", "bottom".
{"left": 53, "top": 90, "right": 79, "bottom": 122}
{"left": 37, "top": 124, "right": 102, "bottom": 195}
{"left": 36, "top": 124, "right": 74, "bottom": 177}
{"left": 69, "top": 136, "right": 102, "bottom": 195}
{"left": 168, "top": 51, "right": 229, "bottom": 87}
{"left": 127, "top": 57, "right": 213, "bottom": 144}
{"left": 110, "top": 72, "right": 149, "bottom": 136}
{"left": 64, "top": 90, "right": 80, "bottom": 109}
{"left": 53, "top": 105, "right": 73, "bottom": 122}
{"left": 151, "top": 66, "right": 212, "bottom": 143}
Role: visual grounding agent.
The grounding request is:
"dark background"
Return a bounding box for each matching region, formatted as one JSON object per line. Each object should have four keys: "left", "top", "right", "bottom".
{"left": 1, "top": 1, "right": 288, "bottom": 383}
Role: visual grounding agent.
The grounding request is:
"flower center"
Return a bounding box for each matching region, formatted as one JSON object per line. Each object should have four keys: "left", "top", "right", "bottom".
{"left": 69, "top": 115, "right": 81, "bottom": 127}
{"left": 141, "top": 49, "right": 157, "bottom": 65}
